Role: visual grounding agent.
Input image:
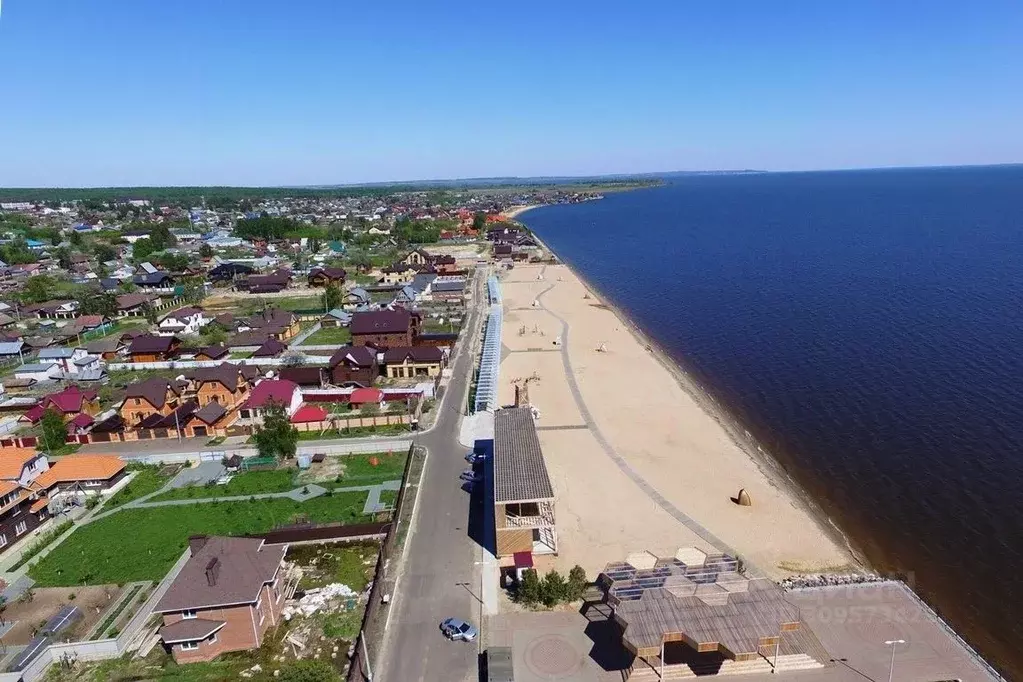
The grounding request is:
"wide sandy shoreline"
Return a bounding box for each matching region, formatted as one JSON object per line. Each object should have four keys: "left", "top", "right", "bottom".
{"left": 497, "top": 214, "right": 867, "bottom": 579}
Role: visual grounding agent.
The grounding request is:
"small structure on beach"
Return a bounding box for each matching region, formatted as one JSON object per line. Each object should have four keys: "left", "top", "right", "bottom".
{"left": 734, "top": 488, "right": 752, "bottom": 506}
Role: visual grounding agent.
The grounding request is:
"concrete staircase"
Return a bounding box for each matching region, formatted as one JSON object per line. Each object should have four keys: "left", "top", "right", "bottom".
{"left": 627, "top": 653, "right": 824, "bottom": 680}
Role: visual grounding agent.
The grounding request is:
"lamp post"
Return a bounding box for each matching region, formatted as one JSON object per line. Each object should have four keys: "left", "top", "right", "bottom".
{"left": 884, "top": 639, "right": 905, "bottom": 682}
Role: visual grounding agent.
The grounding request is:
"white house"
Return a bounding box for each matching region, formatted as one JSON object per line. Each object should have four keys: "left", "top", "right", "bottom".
{"left": 157, "top": 307, "right": 208, "bottom": 336}
{"left": 15, "top": 362, "right": 62, "bottom": 383}
{"left": 37, "top": 347, "right": 90, "bottom": 375}
{"left": 237, "top": 379, "right": 302, "bottom": 425}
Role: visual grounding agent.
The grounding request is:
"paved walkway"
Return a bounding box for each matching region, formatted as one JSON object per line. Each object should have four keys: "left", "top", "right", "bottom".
{"left": 534, "top": 278, "right": 746, "bottom": 569}
{"left": 288, "top": 321, "right": 323, "bottom": 347}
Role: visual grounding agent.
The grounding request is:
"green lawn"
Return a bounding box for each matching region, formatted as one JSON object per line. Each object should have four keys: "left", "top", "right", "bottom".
{"left": 151, "top": 469, "right": 296, "bottom": 502}
{"left": 328, "top": 451, "right": 407, "bottom": 486}
{"left": 378, "top": 489, "right": 398, "bottom": 508}
{"left": 106, "top": 464, "right": 174, "bottom": 508}
{"left": 298, "top": 326, "right": 351, "bottom": 345}
{"left": 296, "top": 423, "right": 411, "bottom": 439}
{"left": 28, "top": 491, "right": 372, "bottom": 586}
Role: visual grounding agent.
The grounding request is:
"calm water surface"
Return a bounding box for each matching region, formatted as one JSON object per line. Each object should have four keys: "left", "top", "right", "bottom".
{"left": 520, "top": 166, "right": 1023, "bottom": 679}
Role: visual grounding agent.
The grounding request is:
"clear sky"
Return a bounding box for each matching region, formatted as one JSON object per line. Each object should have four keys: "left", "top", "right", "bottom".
{"left": 1, "top": 0, "right": 1022, "bottom": 186}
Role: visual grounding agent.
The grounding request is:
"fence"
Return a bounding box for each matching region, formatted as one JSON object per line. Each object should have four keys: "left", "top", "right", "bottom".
{"left": 347, "top": 443, "right": 421, "bottom": 682}
{"left": 249, "top": 521, "right": 390, "bottom": 545}
{"left": 0, "top": 548, "right": 191, "bottom": 682}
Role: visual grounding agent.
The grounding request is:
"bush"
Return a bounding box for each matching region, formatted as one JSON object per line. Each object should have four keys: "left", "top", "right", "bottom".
{"left": 566, "top": 565, "right": 588, "bottom": 602}
{"left": 279, "top": 659, "right": 341, "bottom": 682}
{"left": 540, "top": 570, "right": 567, "bottom": 607}
{"left": 516, "top": 568, "right": 541, "bottom": 606}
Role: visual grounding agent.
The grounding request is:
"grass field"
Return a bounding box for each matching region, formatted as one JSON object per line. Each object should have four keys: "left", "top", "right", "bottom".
{"left": 298, "top": 326, "right": 351, "bottom": 345}
{"left": 289, "top": 542, "right": 378, "bottom": 592}
{"left": 378, "top": 489, "right": 398, "bottom": 508}
{"left": 333, "top": 452, "right": 407, "bottom": 486}
{"left": 28, "top": 491, "right": 372, "bottom": 586}
{"left": 296, "top": 423, "right": 410, "bottom": 439}
{"left": 105, "top": 464, "right": 174, "bottom": 508}
{"left": 151, "top": 469, "right": 296, "bottom": 502}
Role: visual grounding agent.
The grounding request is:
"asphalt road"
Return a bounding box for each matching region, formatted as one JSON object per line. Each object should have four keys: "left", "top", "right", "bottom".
{"left": 375, "top": 268, "right": 488, "bottom": 682}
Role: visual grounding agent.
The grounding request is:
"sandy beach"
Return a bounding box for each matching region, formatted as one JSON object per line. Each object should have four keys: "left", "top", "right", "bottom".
{"left": 498, "top": 261, "right": 860, "bottom": 580}
{"left": 500, "top": 205, "right": 539, "bottom": 220}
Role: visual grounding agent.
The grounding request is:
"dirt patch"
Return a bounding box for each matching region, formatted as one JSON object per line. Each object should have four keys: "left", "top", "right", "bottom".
{"left": 1, "top": 585, "right": 125, "bottom": 645}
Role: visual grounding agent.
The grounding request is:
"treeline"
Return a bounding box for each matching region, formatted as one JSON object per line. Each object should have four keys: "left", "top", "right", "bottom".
{"left": 0, "top": 185, "right": 420, "bottom": 206}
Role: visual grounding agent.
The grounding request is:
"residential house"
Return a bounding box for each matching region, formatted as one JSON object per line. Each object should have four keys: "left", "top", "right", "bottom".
{"left": 33, "top": 454, "right": 127, "bottom": 496}
{"left": 345, "top": 288, "right": 370, "bottom": 307}
{"left": 493, "top": 244, "right": 513, "bottom": 258}
{"left": 243, "top": 309, "right": 301, "bottom": 340}
{"left": 85, "top": 336, "right": 126, "bottom": 360}
{"left": 14, "top": 362, "right": 61, "bottom": 383}
{"left": 195, "top": 345, "right": 229, "bottom": 361}
{"left": 0, "top": 340, "right": 26, "bottom": 362}
{"left": 122, "top": 377, "right": 186, "bottom": 425}
{"left": 401, "top": 248, "right": 432, "bottom": 267}
{"left": 350, "top": 310, "right": 420, "bottom": 348}
{"left": 138, "top": 400, "right": 232, "bottom": 438}
{"left": 133, "top": 272, "right": 175, "bottom": 290}
{"left": 159, "top": 307, "right": 208, "bottom": 336}
{"left": 23, "top": 300, "right": 79, "bottom": 320}
{"left": 382, "top": 346, "right": 444, "bottom": 379}
{"left": 0, "top": 479, "right": 49, "bottom": 556}
{"left": 209, "top": 263, "right": 255, "bottom": 283}
{"left": 37, "top": 347, "right": 90, "bottom": 375}
{"left": 432, "top": 254, "right": 458, "bottom": 274}
{"left": 238, "top": 380, "right": 302, "bottom": 424}
{"left": 0, "top": 313, "right": 16, "bottom": 329}
{"left": 319, "top": 309, "right": 351, "bottom": 328}
{"left": 429, "top": 277, "right": 466, "bottom": 302}
{"left": 129, "top": 335, "right": 181, "bottom": 362}
{"left": 252, "top": 338, "right": 287, "bottom": 358}
{"left": 327, "top": 346, "right": 379, "bottom": 386}
{"left": 307, "top": 267, "right": 346, "bottom": 288}
{"left": 155, "top": 536, "right": 287, "bottom": 663}
{"left": 187, "top": 364, "right": 258, "bottom": 409}
{"left": 0, "top": 449, "right": 50, "bottom": 488}
{"left": 117, "top": 293, "right": 162, "bottom": 317}
{"left": 380, "top": 263, "right": 418, "bottom": 285}
{"left": 22, "top": 385, "right": 101, "bottom": 424}
{"left": 393, "top": 285, "right": 417, "bottom": 306}
{"left": 240, "top": 269, "right": 291, "bottom": 294}
{"left": 277, "top": 367, "right": 324, "bottom": 388}
{"left": 70, "top": 314, "right": 111, "bottom": 334}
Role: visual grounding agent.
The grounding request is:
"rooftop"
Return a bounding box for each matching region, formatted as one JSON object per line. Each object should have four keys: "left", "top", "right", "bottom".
{"left": 493, "top": 407, "right": 554, "bottom": 503}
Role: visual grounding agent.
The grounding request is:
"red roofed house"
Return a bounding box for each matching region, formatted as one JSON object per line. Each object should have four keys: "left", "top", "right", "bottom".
{"left": 238, "top": 380, "right": 302, "bottom": 425}
{"left": 21, "top": 385, "right": 101, "bottom": 424}
{"left": 350, "top": 310, "right": 421, "bottom": 348}
{"left": 349, "top": 387, "right": 384, "bottom": 407}
{"left": 155, "top": 536, "right": 287, "bottom": 662}
{"left": 290, "top": 404, "right": 327, "bottom": 427}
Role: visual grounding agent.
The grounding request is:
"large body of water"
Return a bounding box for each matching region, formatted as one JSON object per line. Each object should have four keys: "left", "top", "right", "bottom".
{"left": 519, "top": 166, "right": 1023, "bottom": 679}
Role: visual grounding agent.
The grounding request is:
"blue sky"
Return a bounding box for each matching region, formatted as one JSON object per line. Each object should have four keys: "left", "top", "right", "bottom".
{"left": 1, "top": 0, "right": 1022, "bottom": 186}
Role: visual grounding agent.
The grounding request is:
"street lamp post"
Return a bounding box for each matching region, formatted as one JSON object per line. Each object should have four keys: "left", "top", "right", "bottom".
{"left": 884, "top": 639, "right": 905, "bottom": 682}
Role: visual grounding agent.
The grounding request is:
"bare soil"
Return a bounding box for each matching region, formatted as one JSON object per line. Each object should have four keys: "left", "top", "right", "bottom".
{"left": 1, "top": 585, "right": 125, "bottom": 645}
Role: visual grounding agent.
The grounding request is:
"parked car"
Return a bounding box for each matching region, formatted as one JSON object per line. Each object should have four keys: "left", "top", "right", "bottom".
{"left": 465, "top": 451, "right": 486, "bottom": 464}
{"left": 460, "top": 469, "right": 481, "bottom": 482}
{"left": 440, "top": 618, "right": 478, "bottom": 642}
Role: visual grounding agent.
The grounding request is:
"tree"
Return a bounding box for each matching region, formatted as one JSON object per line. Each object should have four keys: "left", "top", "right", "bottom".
{"left": 142, "top": 302, "right": 157, "bottom": 325}
{"left": 80, "top": 291, "right": 118, "bottom": 318}
{"left": 19, "top": 275, "right": 59, "bottom": 303}
{"left": 93, "top": 243, "right": 117, "bottom": 263}
{"left": 0, "top": 238, "right": 38, "bottom": 265}
{"left": 68, "top": 230, "right": 83, "bottom": 247}
{"left": 566, "top": 565, "right": 588, "bottom": 602}
{"left": 321, "top": 282, "right": 343, "bottom": 312}
{"left": 279, "top": 660, "right": 341, "bottom": 682}
{"left": 40, "top": 408, "right": 67, "bottom": 455}
{"left": 347, "top": 251, "right": 372, "bottom": 273}
{"left": 540, "top": 569, "right": 568, "bottom": 607}
{"left": 199, "top": 243, "right": 214, "bottom": 259}
{"left": 200, "top": 324, "right": 228, "bottom": 346}
{"left": 52, "top": 246, "right": 73, "bottom": 270}
{"left": 308, "top": 237, "right": 321, "bottom": 254}
{"left": 132, "top": 238, "right": 156, "bottom": 263}
{"left": 517, "top": 568, "right": 541, "bottom": 606}
{"left": 253, "top": 400, "right": 299, "bottom": 461}
{"left": 472, "top": 211, "right": 488, "bottom": 231}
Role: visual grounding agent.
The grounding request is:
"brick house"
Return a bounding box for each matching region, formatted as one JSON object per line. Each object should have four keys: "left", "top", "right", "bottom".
{"left": 156, "top": 536, "right": 287, "bottom": 663}
{"left": 237, "top": 380, "right": 302, "bottom": 424}
{"left": 0, "top": 479, "right": 49, "bottom": 556}
{"left": 121, "top": 377, "right": 186, "bottom": 425}
{"left": 350, "top": 310, "right": 421, "bottom": 348}
{"left": 33, "top": 454, "right": 127, "bottom": 496}
{"left": 138, "top": 400, "right": 232, "bottom": 438}
{"left": 187, "top": 364, "right": 258, "bottom": 409}
{"left": 327, "top": 346, "right": 379, "bottom": 386}
{"left": 129, "top": 334, "right": 181, "bottom": 362}
{"left": 381, "top": 346, "right": 445, "bottom": 379}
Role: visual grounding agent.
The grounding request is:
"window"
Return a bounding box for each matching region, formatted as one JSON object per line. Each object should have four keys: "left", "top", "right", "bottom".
{"left": 15, "top": 521, "right": 27, "bottom": 536}
{"left": 0, "top": 534, "right": 7, "bottom": 548}
{"left": 134, "top": 398, "right": 141, "bottom": 405}
{"left": 208, "top": 632, "right": 218, "bottom": 644}
{"left": 179, "top": 642, "right": 199, "bottom": 651}
{"left": 256, "top": 598, "right": 264, "bottom": 625}
{"left": 181, "top": 610, "right": 197, "bottom": 620}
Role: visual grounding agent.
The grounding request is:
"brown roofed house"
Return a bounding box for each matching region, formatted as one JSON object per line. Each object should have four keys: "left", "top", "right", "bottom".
{"left": 381, "top": 346, "right": 444, "bottom": 379}
{"left": 186, "top": 364, "right": 257, "bottom": 409}
{"left": 129, "top": 334, "right": 181, "bottom": 362}
{"left": 33, "top": 454, "right": 127, "bottom": 495}
{"left": 350, "top": 310, "right": 420, "bottom": 349}
{"left": 307, "top": 267, "right": 346, "bottom": 287}
{"left": 327, "top": 346, "right": 379, "bottom": 386}
{"left": 122, "top": 377, "right": 185, "bottom": 425}
{"left": 155, "top": 536, "right": 287, "bottom": 663}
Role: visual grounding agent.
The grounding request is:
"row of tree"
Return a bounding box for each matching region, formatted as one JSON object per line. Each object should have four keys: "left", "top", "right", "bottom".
{"left": 515, "top": 566, "right": 588, "bottom": 608}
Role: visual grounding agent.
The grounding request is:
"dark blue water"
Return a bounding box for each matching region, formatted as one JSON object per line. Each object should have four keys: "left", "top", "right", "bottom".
{"left": 519, "top": 166, "right": 1023, "bottom": 679}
